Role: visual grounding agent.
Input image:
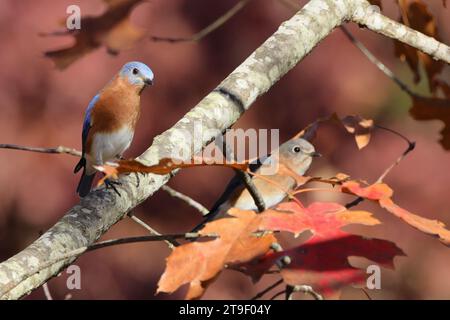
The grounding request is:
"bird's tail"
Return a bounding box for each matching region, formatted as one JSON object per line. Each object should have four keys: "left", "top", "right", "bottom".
{"left": 74, "top": 157, "right": 86, "bottom": 174}
{"left": 74, "top": 157, "right": 95, "bottom": 197}
{"left": 77, "top": 171, "right": 95, "bottom": 197}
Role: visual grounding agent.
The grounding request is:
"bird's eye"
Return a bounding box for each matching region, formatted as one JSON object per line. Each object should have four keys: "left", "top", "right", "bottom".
{"left": 293, "top": 146, "right": 302, "bottom": 153}
{"left": 132, "top": 68, "right": 139, "bottom": 75}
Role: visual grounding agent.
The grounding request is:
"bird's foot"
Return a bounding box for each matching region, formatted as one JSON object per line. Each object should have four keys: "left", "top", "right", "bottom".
{"left": 105, "top": 178, "right": 122, "bottom": 197}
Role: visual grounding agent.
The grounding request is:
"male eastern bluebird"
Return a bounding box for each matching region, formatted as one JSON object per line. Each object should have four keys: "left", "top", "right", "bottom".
{"left": 192, "top": 138, "right": 320, "bottom": 231}
{"left": 74, "top": 61, "right": 154, "bottom": 197}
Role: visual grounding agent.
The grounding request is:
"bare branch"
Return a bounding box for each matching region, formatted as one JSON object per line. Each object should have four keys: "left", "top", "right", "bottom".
{"left": 221, "top": 132, "right": 266, "bottom": 213}
{"left": 161, "top": 185, "right": 209, "bottom": 216}
{"left": 127, "top": 212, "right": 180, "bottom": 249}
{"left": 151, "top": 0, "right": 252, "bottom": 43}
{"left": 0, "top": 144, "right": 81, "bottom": 157}
{"left": 346, "top": 126, "right": 415, "bottom": 208}
{"left": 286, "top": 284, "right": 324, "bottom": 300}
{"left": 0, "top": 232, "right": 215, "bottom": 298}
{"left": 352, "top": 0, "right": 450, "bottom": 64}
{"left": 340, "top": 25, "right": 414, "bottom": 95}
{"left": 236, "top": 170, "right": 266, "bottom": 212}
{"left": 269, "top": 289, "right": 286, "bottom": 300}
{"left": 279, "top": 0, "right": 450, "bottom": 65}
{"left": 2, "top": 0, "right": 449, "bottom": 300}
{"left": 42, "top": 283, "right": 53, "bottom": 300}
{"left": 87, "top": 233, "right": 215, "bottom": 251}
{"left": 251, "top": 279, "right": 283, "bottom": 300}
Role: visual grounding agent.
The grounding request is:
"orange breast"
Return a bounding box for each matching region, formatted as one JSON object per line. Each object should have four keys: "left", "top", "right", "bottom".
{"left": 85, "top": 76, "right": 141, "bottom": 154}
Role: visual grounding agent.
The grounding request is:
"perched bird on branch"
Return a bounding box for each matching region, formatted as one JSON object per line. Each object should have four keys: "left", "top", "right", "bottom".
{"left": 192, "top": 138, "right": 320, "bottom": 231}
{"left": 74, "top": 61, "right": 154, "bottom": 197}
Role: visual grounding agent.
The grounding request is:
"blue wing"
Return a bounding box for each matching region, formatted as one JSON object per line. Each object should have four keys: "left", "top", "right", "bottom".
{"left": 81, "top": 94, "right": 99, "bottom": 156}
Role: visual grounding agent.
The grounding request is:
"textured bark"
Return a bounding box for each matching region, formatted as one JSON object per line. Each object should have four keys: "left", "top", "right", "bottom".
{"left": 0, "top": 0, "right": 449, "bottom": 300}
{"left": 352, "top": 0, "right": 450, "bottom": 64}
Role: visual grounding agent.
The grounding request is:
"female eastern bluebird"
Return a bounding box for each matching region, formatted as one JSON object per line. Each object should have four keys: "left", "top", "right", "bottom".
{"left": 192, "top": 138, "right": 320, "bottom": 231}
{"left": 74, "top": 61, "right": 154, "bottom": 197}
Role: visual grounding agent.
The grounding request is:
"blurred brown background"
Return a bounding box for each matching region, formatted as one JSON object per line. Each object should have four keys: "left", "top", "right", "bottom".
{"left": 0, "top": 0, "right": 449, "bottom": 299}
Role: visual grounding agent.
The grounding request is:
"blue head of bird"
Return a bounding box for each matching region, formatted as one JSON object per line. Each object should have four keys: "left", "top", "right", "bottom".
{"left": 119, "top": 61, "right": 154, "bottom": 91}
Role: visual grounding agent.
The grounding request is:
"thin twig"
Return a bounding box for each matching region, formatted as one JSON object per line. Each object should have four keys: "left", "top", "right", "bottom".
{"left": 0, "top": 141, "right": 199, "bottom": 247}
{"left": 250, "top": 242, "right": 293, "bottom": 301}
{"left": 0, "top": 142, "right": 199, "bottom": 247}
{"left": 0, "top": 142, "right": 187, "bottom": 249}
{"left": 128, "top": 212, "right": 180, "bottom": 248}
{"left": 281, "top": 0, "right": 418, "bottom": 98}
{"left": 374, "top": 131, "right": 415, "bottom": 183}
{"left": 220, "top": 133, "right": 267, "bottom": 213}
{"left": 236, "top": 170, "right": 266, "bottom": 212}
{"left": 42, "top": 282, "right": 53, "bottom": 300}
{"left": 286, "top": 284, "right": 324, "bottom": 300}
{"left": 270, "top": 289, "right": 286, "bottom": 300}
{"left": 361, "top": 288, "right": 373, "bottom": 300}
{"left": 151, "top": 0, "right": 252, "bottom": 43}
{"left": 0, "top": 144, "right": 81, "bottom": 157}
{"left": 251, "top": 279, "right": 284, "bottom": 300}
{"left": 87, "top": 233, "right": 213, "bottom": 251}
{"left": 161, "top": 185, "right": 209, "bottom": 216}
{"left": 340, "top": 25, "right": 415, "bottom": 96}
{"left": 346, "top": 127, "right": 415, "bottom": 209}
{"left": 328, "top": 25, "right": 421, "bottom": 209}
{"left": 271, "top": 242, "right": 291, "bottom": 269}
{"left": 0, "top": 232, "right": 216, "bottom": 298}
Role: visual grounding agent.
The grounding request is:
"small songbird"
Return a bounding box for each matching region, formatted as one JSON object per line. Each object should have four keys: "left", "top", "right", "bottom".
{"left": 192, "top": 138, "right": 320, "bottom": 231}
{"left": 74, "top": 61, "right": 154, "bottom": 197}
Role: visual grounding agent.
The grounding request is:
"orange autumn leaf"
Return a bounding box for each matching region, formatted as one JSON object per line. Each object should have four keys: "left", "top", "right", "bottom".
{"left": 259, "top": 201, "right": 379, "bottom": 237}
{"left": 341, "top": 180, "right": 393, "bottom": 200}
{"left": 95, "top": 157, "right": 250, "bottom": 186}
{"left": 379, "top": 198, "right": 450, "bottom": 246}
{"left": 157, "top": 209, "right": 276, "bottom": 299}
{"left": 45, "top": 0, "right": 145, "bottom": 69}
{"left": 237, "top": 201, "right": 403, "bottom": 297}
{"left": 341, "top": 181, "right": 450, "bottom": 246}
{"left": 395, "top": 0, "right": 444, "bottom": 92}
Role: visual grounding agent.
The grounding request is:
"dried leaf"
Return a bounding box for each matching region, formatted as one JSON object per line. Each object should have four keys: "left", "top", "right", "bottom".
{"left": 45, "top": 0, "right": 145, "bottom": 69}
{"left": 294, "top": 114, "right": 375, "bottom": 149}
{"left": 395, "top": 0, "right": 444, "bottom": 92}
{"left": 259, "top": 201, "right": 379, "bottom": 238}
{"left": 238, "top": 201, "right": 403, "bottom": 297}
{"left": 157, "top": 209, "right": 275, "bottom": 299}
{"left": 341, "top": 181, "right": 393, "bottom": 200}
{"left": 380, "top": 198, "right": 450, "bottom": 246}
{"left": 341, "top": 115, "right": 374, "bottom": 149}
{"left": 95, "top": 158, "right": 249, "bottom": 186}
{"left": 342, "top": 181, "right": 450, "bottom": 246}
{"left": 409, "top": 95, "right": 450, "bottom": 149}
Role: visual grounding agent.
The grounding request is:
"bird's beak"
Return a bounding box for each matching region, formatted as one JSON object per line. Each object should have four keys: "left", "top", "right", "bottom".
{"left": 144, "top": 78, "right": 153, "bottom": 86}
{"left": 309, "top": 151, "right": 322, "bottom": 158}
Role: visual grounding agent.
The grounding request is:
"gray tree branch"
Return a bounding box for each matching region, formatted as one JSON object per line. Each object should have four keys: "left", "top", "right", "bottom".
{"left": 0, "top": 0, "right": 449, "bottom": 300}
